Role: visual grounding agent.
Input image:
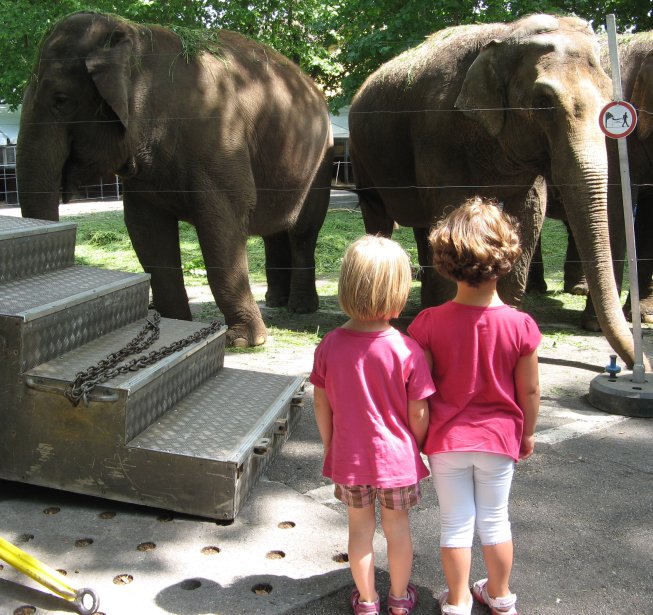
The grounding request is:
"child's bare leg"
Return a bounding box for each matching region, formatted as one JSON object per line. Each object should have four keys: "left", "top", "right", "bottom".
{"left": 482, "top": 539, "right": 513, "bottom": 597}
{"left": 441, "top": 546, "right": 472, "bottom": 606}
{"left": 348, "top": 506, "right": 378, "bottom": 603}
{"left": 380, "top": 507, "right": 412, "bottom": 601}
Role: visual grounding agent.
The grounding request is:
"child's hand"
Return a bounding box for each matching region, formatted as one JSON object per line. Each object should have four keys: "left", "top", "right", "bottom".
{"left": 519, "top": 435, "right": 535, "bottom": 459}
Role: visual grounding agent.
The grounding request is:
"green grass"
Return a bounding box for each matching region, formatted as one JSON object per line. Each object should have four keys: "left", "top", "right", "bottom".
{"left": 65, "top": 208, "right": 631, "bottom": 349}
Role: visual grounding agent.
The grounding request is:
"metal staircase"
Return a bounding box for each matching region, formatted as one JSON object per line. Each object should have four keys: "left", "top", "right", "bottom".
{"left": 0, "top": 215, "right": 304, "bottom": 520}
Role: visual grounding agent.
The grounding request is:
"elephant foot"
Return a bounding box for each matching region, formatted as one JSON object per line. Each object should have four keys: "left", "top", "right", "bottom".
{"left": 564, "top": 282, "right": 589, "bottom": 296}
{"left": 287, "top": 291, "right": 320, "bottom": 314}
{"left": 580, "top": 313, "right": 601, "bottom": 332}
{"left": 623, "top": 303, "right": 653, "bottom": 324}
{"left": 526, "top": 280, "right": 547, "bottom": 294}
{"left": 226, "top": 322, "right": 267, "bottom": 348}
{"left": 265, "top": 287, "right": 290, "bottom": 308}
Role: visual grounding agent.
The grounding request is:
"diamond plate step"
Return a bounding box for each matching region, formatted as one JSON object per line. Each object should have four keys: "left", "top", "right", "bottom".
{"left": 23, "top": 316, "right": 228, "bottom": 440}
{"left": 0, "top": 215, "right": 76, "bottom": 281}
{"left": 0, "top": 265, "right": 151, "bottom": 373}
{"left": 127, "top": 368, "right": 305, "bottom": 518}
{"left": 4, "top": 364, "right": 304, "bottom": 520}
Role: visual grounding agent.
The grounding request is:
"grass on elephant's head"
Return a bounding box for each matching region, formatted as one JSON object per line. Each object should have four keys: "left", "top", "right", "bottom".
{"left": 66, "top": 206, "right": 606, "bottom": 352}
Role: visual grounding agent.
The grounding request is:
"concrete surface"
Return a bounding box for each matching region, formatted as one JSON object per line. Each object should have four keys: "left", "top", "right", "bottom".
{"left": 1, "top": 196, "right": 652, "bottom": 615}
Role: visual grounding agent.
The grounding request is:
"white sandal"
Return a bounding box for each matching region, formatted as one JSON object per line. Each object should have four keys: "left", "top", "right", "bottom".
{"left": 471, "top": 579, "right": 518, "bottom": 615}
{"left": 438, "top": 590, "right": 472, "bottom": 615}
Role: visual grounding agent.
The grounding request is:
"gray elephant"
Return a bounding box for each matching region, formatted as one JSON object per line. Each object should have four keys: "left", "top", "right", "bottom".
{"left": 349, "top": 13, "right": 643, "bottom": 369}
{"left": 529, "top": 31, "right": 653, "bottom": 327}
{"left": 16, "top": 12, "right": 333, "bottom": 347}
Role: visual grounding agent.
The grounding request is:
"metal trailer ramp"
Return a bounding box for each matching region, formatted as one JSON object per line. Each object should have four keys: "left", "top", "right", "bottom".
{"left": 0, "top": 215, "right": 304, "bottom": 520}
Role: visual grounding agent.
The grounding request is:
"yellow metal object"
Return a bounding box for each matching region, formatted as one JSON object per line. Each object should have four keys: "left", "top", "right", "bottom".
{"left": 0, "top": 536, "right": 99, "bottom": 614}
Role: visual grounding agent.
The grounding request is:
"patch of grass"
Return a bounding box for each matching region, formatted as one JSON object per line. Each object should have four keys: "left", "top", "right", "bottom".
{"left": 65, "top": 207, "right": 630, "bottom": 351}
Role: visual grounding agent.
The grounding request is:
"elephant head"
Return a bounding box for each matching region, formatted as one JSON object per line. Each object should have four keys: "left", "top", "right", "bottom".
{"left": 17, "top": 12, "right": 137, "bottom": 220}
{"left": 453, "top": 15, "right": 643, "bottom": 369}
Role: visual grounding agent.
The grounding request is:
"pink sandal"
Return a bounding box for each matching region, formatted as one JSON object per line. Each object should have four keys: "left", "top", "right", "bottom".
{"left": 351, "top": 588, "right": 381, "bottom": 615}
{"left": 387, "top": 582, "right": 418, "bottom": 614}
{"left": 471, "top": 579, "right": 518, "bottom": 615}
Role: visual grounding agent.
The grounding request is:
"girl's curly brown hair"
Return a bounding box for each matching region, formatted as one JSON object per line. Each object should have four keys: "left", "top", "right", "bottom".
{"left": 429, "top": 197, "right": 522, "bottom": 287}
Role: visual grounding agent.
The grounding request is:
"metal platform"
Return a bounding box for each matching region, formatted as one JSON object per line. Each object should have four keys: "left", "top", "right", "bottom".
{"left": 0, "top": 215, "right": 304, "bottom": 520}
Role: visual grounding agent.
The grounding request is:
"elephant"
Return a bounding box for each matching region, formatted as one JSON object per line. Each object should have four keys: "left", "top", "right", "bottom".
{"left": 528, "top": 31, "right": 653, "bottom": 327}
{"left": 16, "top": 12, "right": 334, "bottom": 347}
{"left": 349, "top": 13, "right": 644, "bottom": 369}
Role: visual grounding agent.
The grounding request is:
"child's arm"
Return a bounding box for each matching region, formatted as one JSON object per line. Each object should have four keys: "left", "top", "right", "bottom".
{"left": 423, "top": 349, "right": 433, "bottom": 371}
{"left": 515, "top": 350, "right": 540, "bottom": 459}
{"left": 313, "top": 385, "right": 333, "bottom": 455}
{"left": 408, "top": 398, "right": 429, "bottom": 449}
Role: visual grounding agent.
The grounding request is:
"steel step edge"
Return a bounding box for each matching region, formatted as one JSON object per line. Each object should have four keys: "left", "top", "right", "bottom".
{"left": 0, "top": 265, "right": 151, "bottom": 322}
{"left": 1, "top": 271, "right": 151, "bottom": 373}
{"left": 24, "top": 317, "right": 228, "bottom": 440}
{"left": 126, "top": 368, "right": 306, "bottom": 519}
{"left": 0, "top": 215, "right": 77, "bottom": 281}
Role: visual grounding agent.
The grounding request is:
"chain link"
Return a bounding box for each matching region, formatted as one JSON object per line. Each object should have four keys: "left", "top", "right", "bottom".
{"left": 64, "top": 312, "right": 224, "bottom": 406}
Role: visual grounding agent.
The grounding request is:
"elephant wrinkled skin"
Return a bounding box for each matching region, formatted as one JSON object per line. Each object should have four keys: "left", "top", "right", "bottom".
{"left": 349, "top": 14, "right": 644, "bottom": 369}
{"left": 17, "top": 12, "right": 333, "bottom": 347}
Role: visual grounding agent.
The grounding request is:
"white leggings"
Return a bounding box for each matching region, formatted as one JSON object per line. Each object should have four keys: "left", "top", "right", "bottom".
{"left": 429, "top": 452, "right": 514, "bottom": 548}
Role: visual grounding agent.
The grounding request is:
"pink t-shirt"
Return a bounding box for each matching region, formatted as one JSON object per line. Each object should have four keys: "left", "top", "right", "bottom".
{"left": 310, "top": 327, "right": 436, "bottom": 488}
{"left": 408, "top": 302, "right": 541, "bottom": 461}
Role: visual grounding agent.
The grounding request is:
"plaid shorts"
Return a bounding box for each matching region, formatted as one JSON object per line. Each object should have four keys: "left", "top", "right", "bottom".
{"left": 334, "top": 482, "right": 422, "bottom": 510}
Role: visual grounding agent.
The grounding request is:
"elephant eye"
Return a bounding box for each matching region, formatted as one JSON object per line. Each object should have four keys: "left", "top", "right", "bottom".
{"left": 52, "top": 92, "right": 76, "bottom": 115}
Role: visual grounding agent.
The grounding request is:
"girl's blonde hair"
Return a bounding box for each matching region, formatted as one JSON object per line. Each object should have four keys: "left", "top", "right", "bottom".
{"left": 338, "top": 235, "right": 413, "bottom": 320}
{"left": 429, "top": 197, "right": 522, "bottom": 287}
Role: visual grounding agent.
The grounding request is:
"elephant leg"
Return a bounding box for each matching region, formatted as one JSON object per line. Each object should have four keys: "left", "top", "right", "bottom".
{"left": 563, "top": 220, "right": 588, "bottom": 295}
{"left": 359, "top": 187, "right": 395, "bottom": 237}
{"left": 194, "top": 211, "right": 266, "bottom": 348}
{"left": 283, "top": 156, "right": 331, "bottom": 313}
{"left": 526, "top": 234, "right": 547, "bottom": 294}
{"left": 124, "top": 202, "right": 191, "bottom": 321}
{"left": 263, "top": 232, "right": 292, "bottom": 308}
{"left": 500, "top": 179, "right": 546, "bottom": 307}
{"left": 414, "top": 226, "right": 455, "bottom": 306}
{"left": 626, "top": 190, "right": 653, "bottom": 323}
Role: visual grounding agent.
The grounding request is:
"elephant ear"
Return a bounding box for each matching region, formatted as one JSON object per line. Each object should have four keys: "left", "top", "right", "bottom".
{"left": 454, "top": 40, "right": 506, "bottom": 137}
{"left": 85, "top": 31, "right": 133, "bottom": 129}
{"left": 631, "top": 49, "right": 653, "bottom": 141}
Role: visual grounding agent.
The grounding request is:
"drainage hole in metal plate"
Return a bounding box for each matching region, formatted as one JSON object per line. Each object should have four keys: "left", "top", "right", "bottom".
{"left": 43, "top": 507, "right": 60, "bottom": 515}
{"left": 252, "top": 583, "right": 273, "bottom": 595}
{"left": 98, "top": 511, "right": 116, "bottom": 519}
{"left": 13, "top": 607, "right": 36, "bottom": 615}
{"left": 75, "top": 538, "right": 93, "bottom": 547}
{"left": 158, "top": 514, "right": 174, "bottom": 523}
{"left": 180, "top": 579, "right": 202, "bottom": 591}
{"left": 113, "top": 574, "right": 133, "bottom": 585}
{"left": 56, "top": 569, "right": 67, "bottom": 576}
{"left": 277, "top": 521, "right": 295, "bottom": 529}
{"left": 137, "top": 542, "right": 156, "bottom": 552}
{"left": 333, "top": 552, "right": 349, "bottom": 563}
{"left": 201, "top": 546, "right": 221, "bottom": 555}
{"left": 215, "top": 519, "right": 234, "bottom": 527}
{"left": 17, "top": 534, "right": 34, "bottom": 544}
{"left": 266, "top": 550, "right": 285, "bottom": 560}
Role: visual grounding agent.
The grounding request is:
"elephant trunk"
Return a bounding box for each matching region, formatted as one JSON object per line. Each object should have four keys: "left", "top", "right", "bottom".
{"left": 16, "top": 118, "right": 68, "bottom": 222}
{"left": 558, "top": 164, "right": 643, "bottom": 370}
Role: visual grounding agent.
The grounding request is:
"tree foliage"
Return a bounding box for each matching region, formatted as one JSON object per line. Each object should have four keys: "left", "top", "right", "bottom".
{"left": 1, "top": 0, "right": 651, "bottom": 109}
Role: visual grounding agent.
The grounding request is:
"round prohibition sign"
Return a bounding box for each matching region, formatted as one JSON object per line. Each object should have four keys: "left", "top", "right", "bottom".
{"left": 599, "top": 100, "right": 638, "bottom": 139}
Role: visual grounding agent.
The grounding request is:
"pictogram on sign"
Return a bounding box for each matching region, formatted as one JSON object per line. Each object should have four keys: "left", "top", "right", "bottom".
{"left": 599, "top": 101, "right": 638, "bottom": 139}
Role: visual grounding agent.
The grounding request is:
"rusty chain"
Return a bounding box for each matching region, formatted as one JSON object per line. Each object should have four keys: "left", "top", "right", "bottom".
{"left": 64, "top": 312, "right": 224, "bottom": 406}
